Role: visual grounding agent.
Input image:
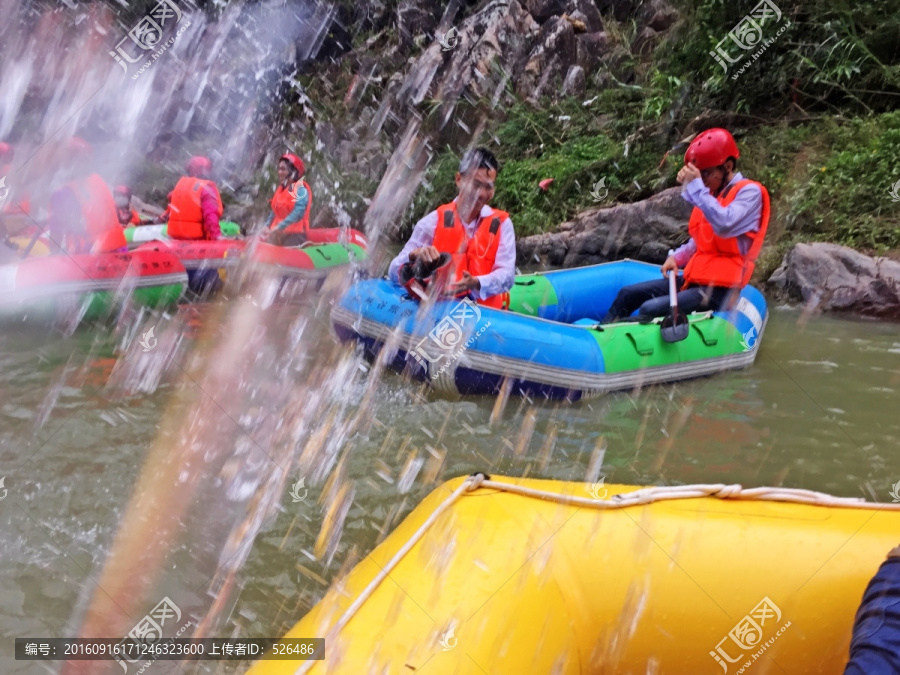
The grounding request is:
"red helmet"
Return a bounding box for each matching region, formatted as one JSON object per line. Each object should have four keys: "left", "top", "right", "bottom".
{"left": 684, "top": 128, "right": 739, "bottom": 171}
{"left": 0, "top": 142, "right": 13, "bottom": 162}
{"left": 113, "top": 184, "right": 132, "bottom": 198}
{"left": 280, "top": 153, "right": 304, "bottom": 176}
{"left": 186, "top": 156, "right": 213, "bottom": 177}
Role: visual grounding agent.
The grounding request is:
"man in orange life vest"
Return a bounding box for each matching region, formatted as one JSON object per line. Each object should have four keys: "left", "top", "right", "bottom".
{"left": 46, "top": 137, "right": 128, "bottom": 254}
{"left": 260, "top": 153, "right": 312, "bottom": 247}
{"left": 388, "top": 147, "right": 516, "bottom": 309}
{"left": 603, "top": 128, "right": 769, "bottom": 322}
{"left": 166, "top": 156, "right": 222, "bottom": 240}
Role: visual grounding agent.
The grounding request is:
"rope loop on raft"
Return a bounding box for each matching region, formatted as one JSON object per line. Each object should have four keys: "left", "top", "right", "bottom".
{"left": 479, "top": 478, "right": 900, "bottom": 510}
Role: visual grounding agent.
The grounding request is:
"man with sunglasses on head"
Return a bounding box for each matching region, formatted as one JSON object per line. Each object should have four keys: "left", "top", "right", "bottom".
{"left": 388, "top": 147, "right": 516, "bottom": 309}
{"left": 603, "top": 128, "right": 770, "bottom": 323}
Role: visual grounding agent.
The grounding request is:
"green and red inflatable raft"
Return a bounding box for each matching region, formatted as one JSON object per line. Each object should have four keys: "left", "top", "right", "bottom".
{"left": 123, "top": 220, "right": 242, "bottom": 245}
{"left": 134, "top": 227, "right": 368, "bottom": 287}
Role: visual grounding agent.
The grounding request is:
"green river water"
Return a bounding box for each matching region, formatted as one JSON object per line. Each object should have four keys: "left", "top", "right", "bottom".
{"left": 1, "top": 297, "right": 898, "bottom": 674}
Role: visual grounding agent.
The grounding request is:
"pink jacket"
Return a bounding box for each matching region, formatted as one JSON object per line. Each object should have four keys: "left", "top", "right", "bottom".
{"left": 200, "top": 184, "right": 221, "bottom": 240}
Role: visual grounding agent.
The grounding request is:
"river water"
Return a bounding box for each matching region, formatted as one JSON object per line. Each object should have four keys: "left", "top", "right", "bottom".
{"left": 1, "top": 298, "right": 899, "bottom": 674}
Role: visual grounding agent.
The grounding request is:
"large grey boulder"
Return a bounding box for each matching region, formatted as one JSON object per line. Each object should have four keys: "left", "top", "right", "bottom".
{"left": 768, "top": 243, "right": 900, "bottom": 319}
{"left": 517, "top": 187, "right": 692, "bottom": 267}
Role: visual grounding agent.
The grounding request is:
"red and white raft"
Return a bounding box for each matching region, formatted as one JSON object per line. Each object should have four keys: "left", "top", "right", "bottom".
{"left": 0, "top": 248, "right": 187, "bottom": 320}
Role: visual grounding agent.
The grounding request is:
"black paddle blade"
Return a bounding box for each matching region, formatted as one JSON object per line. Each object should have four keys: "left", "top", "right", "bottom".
{"left": 660, "top": 312, "right": 689, "bottom": 343}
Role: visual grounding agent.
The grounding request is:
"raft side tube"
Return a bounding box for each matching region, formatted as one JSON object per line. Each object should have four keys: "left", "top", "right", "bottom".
{"left": 245, "top": 475, "right": 900, "bottom": 675}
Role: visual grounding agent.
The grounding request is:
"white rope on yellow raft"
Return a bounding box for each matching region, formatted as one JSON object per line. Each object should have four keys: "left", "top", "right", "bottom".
{"left": 292, "top": 474, "right": 900, "bottom": 674}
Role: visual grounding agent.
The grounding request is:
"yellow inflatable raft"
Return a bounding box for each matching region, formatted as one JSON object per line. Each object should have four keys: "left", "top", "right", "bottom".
{"left": 247, "top": 475, "right": 900, "bottom": 674}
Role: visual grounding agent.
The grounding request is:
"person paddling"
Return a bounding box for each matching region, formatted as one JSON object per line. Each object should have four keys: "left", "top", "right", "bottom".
{"left": 388, "top": 147, "right": 516, "bottom": 309}
{"left": 166, "top": 156, "right": 222, "bottom": 241}
{"left": 46, "top": 137, "right": 128, "bottom": 254}
{"left": 260, "top": 153, "right": 312, "bottom": 247}
{"left": 603, "top": 128, "right": 770, "bottom": 323}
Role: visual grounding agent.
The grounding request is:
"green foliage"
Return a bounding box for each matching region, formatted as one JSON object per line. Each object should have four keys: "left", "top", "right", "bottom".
{"left": 793, "top": 112, "right": 900, "bottom": 250}
{"left": 642, "top": 71, "right": 684, "bottom": 121}
{"left": 660, "top": 0, "right": 900, "bottom": 115}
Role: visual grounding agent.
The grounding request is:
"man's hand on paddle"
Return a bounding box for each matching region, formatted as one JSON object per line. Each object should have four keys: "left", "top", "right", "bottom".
{"left": 661, "top": 255, "right": 679, "bottom": 277}
{"left": 677, "top": 162, "right": 702, "bottom": 185}
{"left": 409, "top": 245, "right": 441, "bottom": 264}
{"left": 447, "top": 271, "right": 480, "bottom": 295}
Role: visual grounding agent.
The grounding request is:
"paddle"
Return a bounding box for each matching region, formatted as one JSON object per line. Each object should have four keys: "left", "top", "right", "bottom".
{"left": 660, "top": 267, "right": 689, "bottom": 343}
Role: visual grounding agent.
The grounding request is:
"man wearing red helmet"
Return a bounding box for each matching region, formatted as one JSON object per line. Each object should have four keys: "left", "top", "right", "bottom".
{"left": 260, "top": 153, "right": 312, "bottom": 246}
{"left": 46, "top": 137, "right": 128, "bottom": 254}
{"left": 603, "top": 128, "right": 769, "bottom": 322}
{"left": 166, "top": 156, "right": 222, "bottom": 240}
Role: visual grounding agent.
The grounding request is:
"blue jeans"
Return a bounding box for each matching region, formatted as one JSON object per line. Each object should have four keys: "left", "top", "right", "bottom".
{"left": 603, "top": 277, "right": 733, "bottom": 323}
{"left": 845, "top": 551, "right": 900, "bottom": 674}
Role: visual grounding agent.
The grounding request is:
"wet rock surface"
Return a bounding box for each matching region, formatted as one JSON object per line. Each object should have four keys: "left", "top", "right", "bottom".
{"left": 768, "top": 243, "right": 900, "bottom": 319}
{"left": 517, "top": 187, "right": 692, "bottom": 267}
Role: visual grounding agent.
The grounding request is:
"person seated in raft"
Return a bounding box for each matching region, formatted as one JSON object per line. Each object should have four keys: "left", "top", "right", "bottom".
{"left": 845, "top": 543, "right": 900, "bottom": 673}
{"left": 46, "top": 136, "right": 128, "bottom": 254}
{"left": 259, "top": 153, "right": 312, "bottom": 247}
{"left": 387, "top": 147, "right": 516, "bottom": 309}
{"left": 165, "top": 156, "right": 222, "bottom": 241}
{"left": 602, "top": 128, "right": 770, "bottom": 323}
{"left": 113, "top": 185, "right": 151, "bottom": 226}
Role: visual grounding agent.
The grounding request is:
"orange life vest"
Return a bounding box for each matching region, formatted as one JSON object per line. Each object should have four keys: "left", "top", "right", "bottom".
{"left": 432, "top": 202, "right": 510, "bottom": 310}
{"left": 269, "top": 180, "right": 312, "bottom": 233}
{"left": 167, "top": 177, "right": 223, "bottom": 240}
{"left": 683, "top": 179, "right": 770, "bottom": 289}
{"left": 65, "top": 174, "right": 127, "bottom": 253}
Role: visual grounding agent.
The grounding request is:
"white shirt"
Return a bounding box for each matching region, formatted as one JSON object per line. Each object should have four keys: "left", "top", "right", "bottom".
{"left": 388, "top": 202, "right": 517, "bottom": 301}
